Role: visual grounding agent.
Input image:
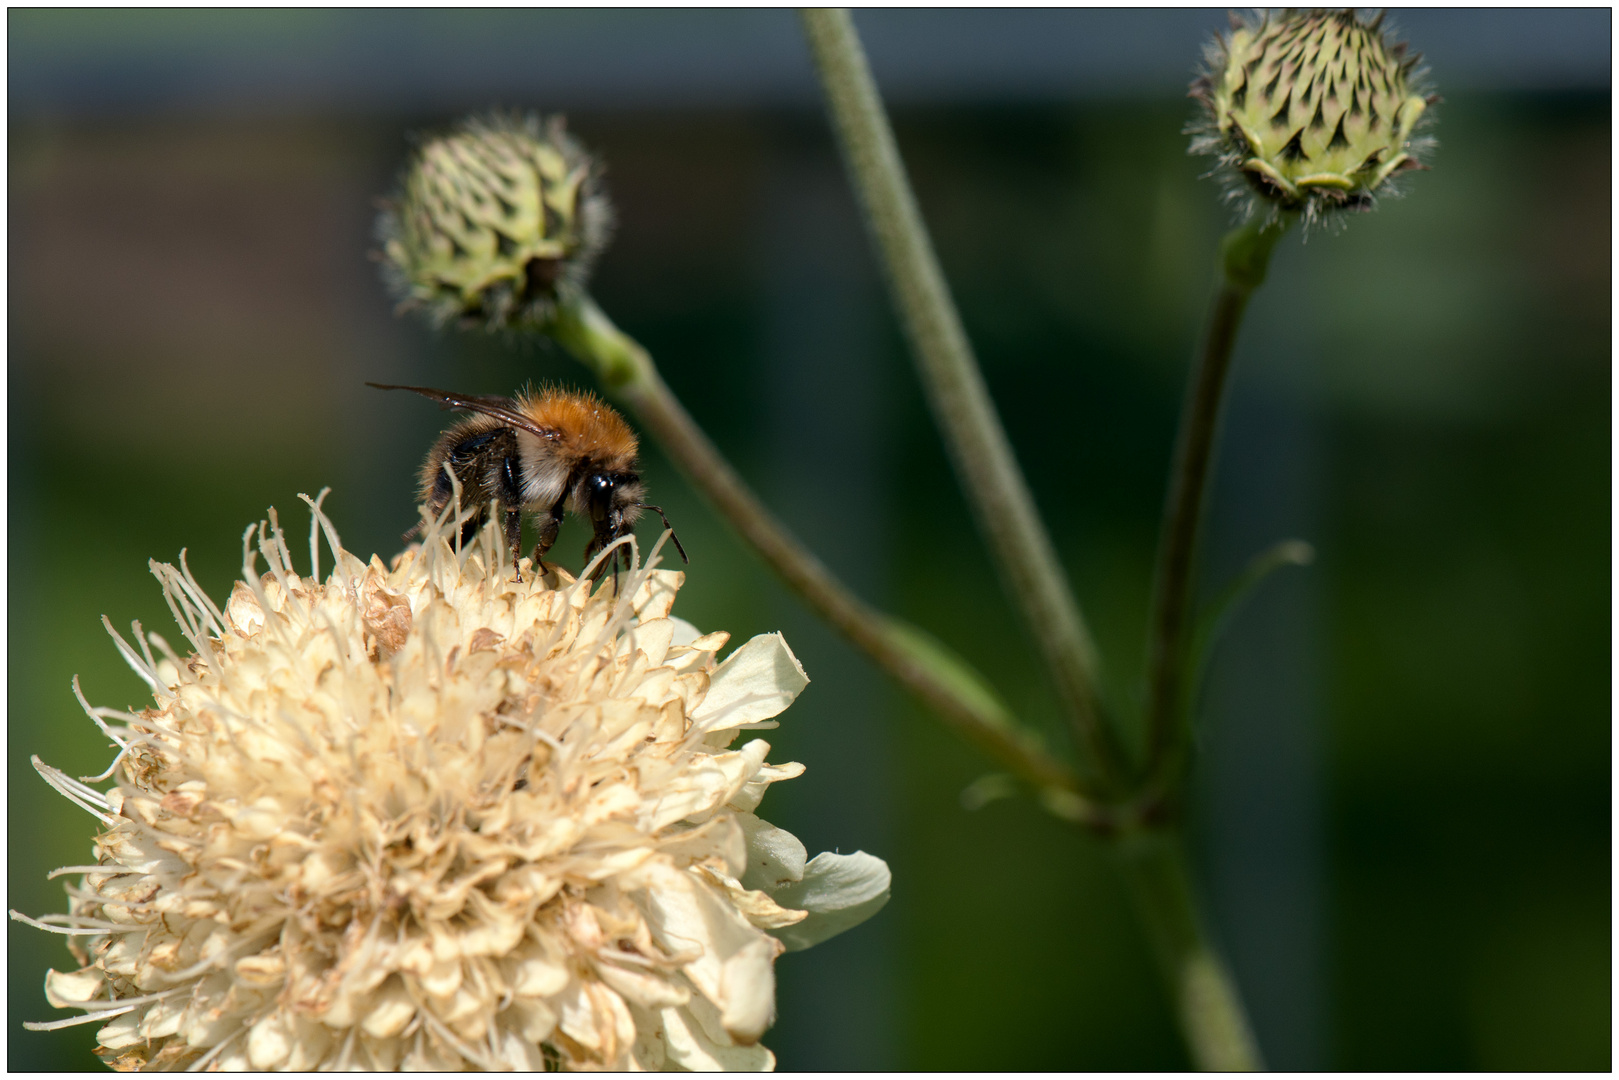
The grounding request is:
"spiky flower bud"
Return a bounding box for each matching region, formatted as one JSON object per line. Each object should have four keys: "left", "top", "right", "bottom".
{"left": 378, "top": 112, "right": 614, "bottom": 330}
{"left": 1190, "top": 9, "right": 1434, "bottom": 221}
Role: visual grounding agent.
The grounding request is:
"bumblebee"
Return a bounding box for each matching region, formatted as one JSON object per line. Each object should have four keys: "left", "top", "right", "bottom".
{"left": 370, "top": 383, "right": 684, "bottom": 580}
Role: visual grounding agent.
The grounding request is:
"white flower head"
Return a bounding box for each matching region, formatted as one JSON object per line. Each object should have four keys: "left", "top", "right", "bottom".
{"left": 16, "top": 492, "right": 890, "bottom": 1071}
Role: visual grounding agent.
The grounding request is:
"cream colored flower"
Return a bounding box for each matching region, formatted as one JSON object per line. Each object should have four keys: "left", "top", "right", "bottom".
{"left": 16, "top": 493, "right": 890, "bottom": 1071}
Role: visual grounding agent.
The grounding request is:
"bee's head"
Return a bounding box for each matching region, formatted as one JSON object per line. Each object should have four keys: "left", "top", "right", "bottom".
{"left": 581, "top": 470, "right": 645, "bottom": 534}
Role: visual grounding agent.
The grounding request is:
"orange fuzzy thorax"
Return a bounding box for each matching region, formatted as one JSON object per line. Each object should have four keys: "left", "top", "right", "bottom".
{"left": 517, "top": 389, "right": 638, "bottom": 468}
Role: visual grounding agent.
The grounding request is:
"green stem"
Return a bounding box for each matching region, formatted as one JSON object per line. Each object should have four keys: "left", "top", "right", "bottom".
{"left": 548, "top": 294, "right": 1111, "bottom": 826}
{"left": 800, "top": 7, "right": 1126, "bottom": 791}
{"left": 1117, "top": 832, "right": 1263, "bottom": 1071}
{"left": 1142, "top": 214, "right": 1292, "bottom": 794}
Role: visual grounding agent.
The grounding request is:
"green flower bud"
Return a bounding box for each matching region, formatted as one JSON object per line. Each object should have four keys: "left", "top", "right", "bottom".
{"left": 1190, "top": 10, "right": 1435, "bottom": 222}
{"left": 378, "top": 112, "right": 613, "bottom": 330}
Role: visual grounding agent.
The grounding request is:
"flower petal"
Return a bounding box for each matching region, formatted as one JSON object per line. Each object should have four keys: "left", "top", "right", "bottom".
{"left": 43, "top": 967, "right": 105, "bottom": 1007}
{"left": 691, "top": 634, "right": 808, "bottom": 733}
{"left": 245, "top": 1007, "right": 293, "bottom": 1069}
{"left": 659, "top": 1002, "right": 774, "bottom": 1071}
{"left": 764, "top": 850, "right": 892, "bottom": 952}
{"left": 696, "top": 864, "right": 808, "bottom": 931}
{"left": 736, "top": 812, "right": 807, "bottom": 893}
{"left": 629, "top": 861, "right": 777, "bottom": 1042}
{"left": 667, "top": 616, "right": 704, "bottom": 648}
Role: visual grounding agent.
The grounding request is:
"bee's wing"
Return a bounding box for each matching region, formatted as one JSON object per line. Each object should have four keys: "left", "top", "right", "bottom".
{"left": 367, "top": 383, "right": 562, "bottom": 441}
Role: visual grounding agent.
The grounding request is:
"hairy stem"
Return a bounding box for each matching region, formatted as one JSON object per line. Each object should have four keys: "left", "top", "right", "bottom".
{"left": 1118, "top": 833, "right": 1263, "bottom": 1071}
{"left": 548, "top": 294, "right": 1111, "bottom": 826}
{"left": 800, "top": 7, "right": 1126, "bottom": 790}
{"left": 1142, "top": 214, "right": 1292, "bottom": 794}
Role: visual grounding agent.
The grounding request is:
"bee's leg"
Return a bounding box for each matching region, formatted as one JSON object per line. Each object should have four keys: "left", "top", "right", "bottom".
{"left": 504, "top": 507, "right": 523, "bottom": 583}
{"left": 637, "top": 504, "right": 688, "bottom": 563}
{"left": 497, "top": 455, "right": 528, "bottom": 582}
{"left": 601, "top": 516, "right": 630, "bottom": 588}
{"left": 531, "top": 496, "right": 566, "bottom": 574}
{"left": 613, "top": 516, "right": 628, "bottom": 582}
{"left": 582, "top": 528, "right": 614, "bottom": 584}
{"left": 581, "top": 535, "right": 600, "bottom": 579}
{"left": 533, "top": 518, "right": 561, "bottom": 565}
{"left": 402, "top": 509, "right": 432, "bottom": 544}
{"left": 457, "top": 510, "right": 484, "bottom": 551}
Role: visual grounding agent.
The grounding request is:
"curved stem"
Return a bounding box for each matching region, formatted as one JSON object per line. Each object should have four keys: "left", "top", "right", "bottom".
{"left": 1142, "top": 214, "right": 1292, "bottom": 794}
{"left": 800, "top": 8, "right": 1126, "bottom": 791}
{"left": 1117, "top": 832, "right": 1263, "bottom": 1071}
{"left": 547, "top": 294, "right": 1112, "bottom": 827}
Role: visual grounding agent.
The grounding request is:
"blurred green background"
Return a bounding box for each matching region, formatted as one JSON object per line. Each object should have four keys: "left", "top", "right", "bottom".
{"left": 8, "top": 10, "right": 1609, "bottom": 1071}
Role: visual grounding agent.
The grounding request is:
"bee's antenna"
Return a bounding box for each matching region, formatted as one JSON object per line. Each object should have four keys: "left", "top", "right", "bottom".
{"left": 638, "top": 505, "right": 688, "bottom": 564}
